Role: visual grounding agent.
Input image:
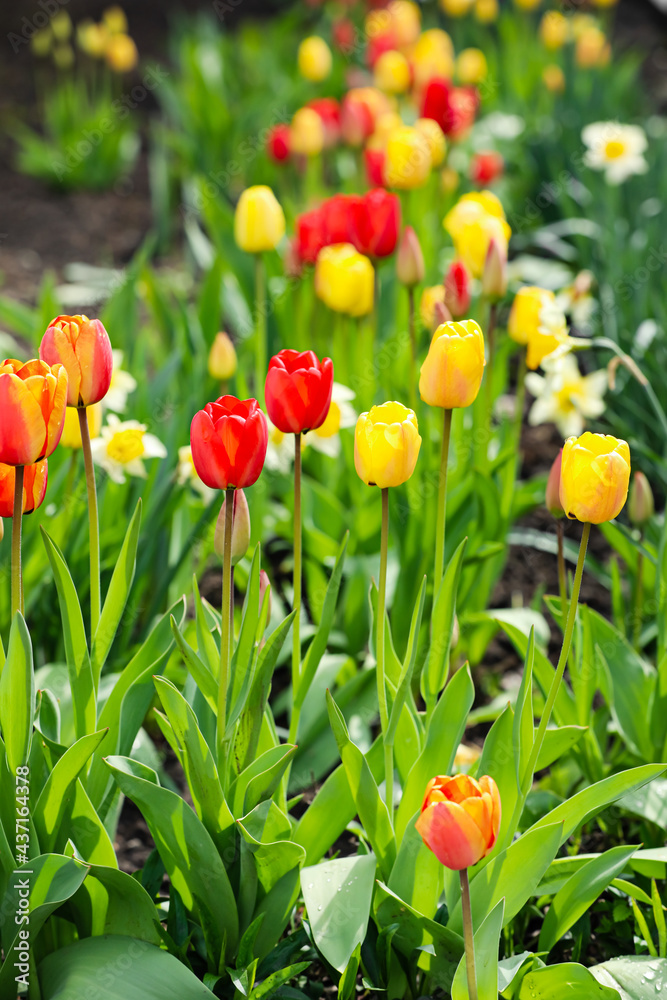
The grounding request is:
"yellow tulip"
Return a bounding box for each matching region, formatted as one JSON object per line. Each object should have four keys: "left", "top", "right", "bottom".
{"left": 419, "top": 320, "right": 485, "bottom": 409}
{"left": 412, "top": 29, "right": 455, "bottom": 87}
{"left": 456, "top": 48, "right": 488, "bottom": 85}
{"left": 290, "top": 107, "right": 325, "bottom": 156}
{"left": 575, "top": 27, "right": 610, "bottom": 69}
{"left": 315, "top": 244, "right": 374, "bottom": 317}
{"left": 474, "top": 0, "right": 499, "bottom": 23}
{"left": 389, "top": 0, "right": 422, "bottom": 48}
{"left": 420, "top": 285, "right": 447, "bottom": 331}
{"left": 374, "top": 50, "right": 411, "bottom": 94}
{"left": 105, "top": 33, "right": 138, "bottom": 73}
{"left": 234, "top": 186, "right": 285, "bottom": 254}
{"left": 560, "top": 432, "right": 630, "bottom": 524}
{"left": 440, "top": 0, "right": 474, "bottom": 17}
{"left": 60, "top": 402, "right": 103, "bottom": 450}
{"left": 385, "top": 126, "right": 431, "bottom": 190}
{"left": 297, "top": 36, "right": 332, "bottom": 81}
{"left": 103, "top": 5, "right": 128, "bottom": 34}
{"left": 512, "top": 0, "right": 541, "bottom": 10}
{"left": 540, "top": 11, "right": 569, "bottom": 50}
{"left": 507, "top": 285, "right": 569, "bottom": 368}
{"left": 415, "top": 118, "right": 447, "bottom": 167}
{"left": 77, "top": 20, "right": 108, "bottom": 58}
{"left": 447, "top": 212, "right": 509, "bottom": 280}
{"left": 543, "top": 64, "right": 566, "bottom": 93}
{"left": 208, "top": 332, "right": 237, "bottom": 380}
{"left": 354, "top": 401, "right": 421, "bottom": 488}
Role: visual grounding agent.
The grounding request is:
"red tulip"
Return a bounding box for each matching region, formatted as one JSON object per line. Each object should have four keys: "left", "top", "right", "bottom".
{"left": 40, "top": 314, "right": 113, "bottom": 408}
{"left": 444, "top": 261, "right": 471, "bottom": 318}
{"left": 190, "top": 396, "right": 268, "bottom": 490}
{"left": 296, "top": 208, "right": 327, "bottom": 265}
{"left": 322, "top": 194, "right": 361, "bottom": 245}
{"left": 265, "top": 350, "right": 333, "bottom": 434}
{"left": 351, "top": 189, "right": 401, "bottom": 258}
{"left": 0, "top": 359, "right": 68, "bottom": 466}
{"left": 367, "top": 29, "right": 396, "bottom": 68}
{"left": 416, "top": 773, "right": 501, "bottom": 870}
{"left": 0, "top": 460, "right": 48, "bottom": 518}
{"left": 471, "top": 150, "right": 504, "bottom": 186}
{"left": 332, "top": 18, "right": 356, "bottom": 54}
{"left": 340, "top": 93, "right": 375, "bottom": 147}
{"left": 267, "top": 123, "right": 291, "bottom": 162}
{"left": 421, "top": 78, "right": 479, "bottom": 137}
{"left": 365, "top": 145, "right": 387, "bottom": 187}
{"left": 307, "top": 98, "right": 341, "bottom": 147}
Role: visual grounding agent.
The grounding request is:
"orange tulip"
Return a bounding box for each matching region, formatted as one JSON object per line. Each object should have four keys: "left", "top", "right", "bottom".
{"left": 0, "top": 359, "right": 68, "bottom": 466}
{"left": 40, "top": 314, "right": 113, "bottom": 408}
{"left": 0, "top": 461, "right": 48, "bottom": 518}
{"left": 415, "top": 773, "right": 501, "bottom": 870}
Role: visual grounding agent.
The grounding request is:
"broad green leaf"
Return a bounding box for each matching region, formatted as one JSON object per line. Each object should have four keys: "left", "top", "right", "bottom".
{"left": 476, "top": 703, "right": 517, "bottom": 851}
{"left": 500, "top": 621, "right": 577, "bottom": 725}
{"left": 386, "top": 576, "right": 426, "bottom": 745}
{"left": 66, "top": 780, "right": 117, "bottom": 867}
{"left": 421, "top": 538, "right": 467, "bottom": 711}
{"left": 518, "top": 963, "right": 620, "bottom": 999}
{"left": 230, "top": 745, "right": 297, "bottom": 817}
{"left": 237, "top": 819, "right": 305, "bottom": 896}
{"left": 251, "top": 962, "right": 311, "bottom": 999}
{"left": 619, "top": 778, "right": 667, "bottom": 830}
{"left": 539, "top": 845, "right": 638, "bottom": 953}
{"left": 452, "top": 899, "right": 504, "bottom": 1000}
{"left": 39, "top": 935, "right": 215, "bottom": 999}
{"left": 228, "top": 545, "right": 262, "bottom": 728}
{"left": 537, "top": 725, "right": 588, "bottom": 771}
{"left": 193, "top": 576, "right": 221, "bottom": 675}
{"left": 42, "top": 529, "right": 96, "bottom": 738}
{"left": 592, "top": 957, "right": 667, "bottom": 999}
{"left": 513, "top": 627, "right": 535, "bottom": 786}
{"left": 338, "top": 944, "right": 362, "bottom": 1000}
{"left": 0, "top": 613, "right": 35, "bottom": 774}
{"left": 396, "top": 663, "right": 474, "bottom": 841}
{"left": 301, "top": 856, "right": 376, "bottom": 973}
{"left": 106, "top": 755, "right": 238, "bottom": 966}
{"left": 34, "top": 729, "right": 108, "bottom": 853}
{"left": 91, "top": 500, "right": 142, "bottom": 683}
{"left": 170, "top": 615, "right": 218, "bottom": 713}
{"left": 71, "top": 865, "right": 162, "bottom": 944}
{"left": 326, "top": 691, "right": 396, "bottom": 880}
{"left": 388, "top": 809, "right": 443, "bottom": 918}
{"left": 498, "top": 952, "right": 542, "bottom": 997}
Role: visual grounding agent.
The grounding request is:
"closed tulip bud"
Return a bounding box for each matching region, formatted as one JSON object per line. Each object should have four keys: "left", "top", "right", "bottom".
{"left": 416, "top": 773, "right": 501, "bottom": 870}
{"left": 0, "top": 359, "right": 68, "bottom": 466}
{"left": 546, "top": 449, "right": 564, "bottom": 517}
{"left": 307, "top": 97, "right": 341, "bottom": 148}
{"left": 560, "top": 432, "right": 631, "bottom": 524}
{"left": 315, "top": 244, "right": 374, "bottom": 317}
{"left": 40, "top": 314, "right": 113, "bottom": 408}
{"left": 355, "top": 401, "right": 421, "bottom": 488}
{"left": 471, "top": 150, "right": 504, "bottom": 186}
{"left": 374, "top": 49, "right": 411, "bottom": 94}
{"left": 259, "top": 569, "right": 272, "bottom": 617}
{"left": 290, "top": 107, "right": 325, "bottom": 157}
{"left": 513, "top": 0, "right": 542, "bottom": 9}
{"left": 415, "top": 117, "right": 447, "bottom": 168}
{"left": 267, "top": 123, "right": 291, "bottom": 162}
{"left": 420, "top": 320, "right": 485, "bottom": 409}
{"left": 389, "top": 0, "right": 421, "bottom": 48}
{"left": 208, "top": 332, "right": 237, "bottom": 381}
{"left": 433, "top": 300, "right": 453, "bottom": 328}
{"left": 364, "top": 143, "right": 387, "bottom": 187}
{"left": 412, "top": 29, "right": 455, "bottom": 87}
{"left": 234, "top": 186, "right": 285, "bottom": 254}
{"left": 444, "top": 260, "right": 471, "bottom": 318}
{"left": 385, "top": 126, "right": 432, "bottom": 190}
{"left": 105, "top": 33, "right": 138, "bottom": 73}
{"left": 0, "top": 460, "right": 48, "bottom": 519}
{"left": 332, "top": 18, "right": 355, "bottom": 54}
{"left": 214, "top": 488, "right": 251, "bottom": 565}
{"left": 190, "top": 396, "right": 268, "bottom": 490}
{"left": 396, "top": 227, "right": 425, "bottom": 287}
{"left": 265, "top": 349, "right": 333, "bottom": 434}
{"left": 543, "top": 64, "right": 566, "bottom": 93}
{"left": 60, "top": 403, "right": 103, "bottom": 450}
{"left": 420, "top": 285, "right": 447, "bottom": 332}
{"left": 456, "top": 47, "right": 487, "bottom": 85}
{"left": 482, "top": 237, "right": 507, "bottom": 300}
{"left": 540, "top": 11, "right": 569, "bottom": 50}
{"left": 340, "top": 93, "right": 375, "bottom": 147}
{"left": 628, "top": 471, "right": 654, "bottom": 527}
{"left": 440, "top": 0, "right": 474, "bottom": 16}
{"left": 475, "top": 0, "right": 499, "bottom": 23}
{"left": 576, "top": 27, "right": 610, "bottom": 69}
{"left": 298, "top": 35, "right": 332, "bottom": 81}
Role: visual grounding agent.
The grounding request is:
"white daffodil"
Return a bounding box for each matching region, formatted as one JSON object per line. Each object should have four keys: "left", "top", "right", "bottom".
{"left": 556, "top": 270, "right": 596, "bottom": 333}
{"left": 264, "top": 417, "right": 295, "bottom": 474}
{"left": 526, "top": 353, "right": 607, "bottom": 438}
{"left": 303, "top": 383, "right": 357, "bottom": 459}
{"left": 104, "top": 350, "right": 138, "bottom": 413}
{"left": 176, "top": 445, "right": 215, "bottom": 502}
{"left": 90, "top": 414, "right": 167, "bottom": 484}
{"left": 582, "top": 122, "right": 648, "bottom": 185}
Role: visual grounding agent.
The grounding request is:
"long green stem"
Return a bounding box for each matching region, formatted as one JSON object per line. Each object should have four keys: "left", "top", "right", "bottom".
{"left": 78, "top": 408, "right": 100, "bottom": 638}
{"left": 255, "top": 253, "right": 267, "bottom": 406}
{"left": 11, "top": 465, "right": 24, "bottom": 618}
{"left": 407, "top": 286, "right": 416, "bottom": 413}
{"left": 377, "top": 488, "right": 393, "bottom": 821}
{"left": 434, "top": 408, "right": 453, "bottom": 596}
{"left": 556, "top": 519, "right": 567, "bottom": 611}
{"left": 460, "top": 869, "right": 479, "bottom": 1000}
{"left": 484, "top": 301, "right": 498, "bottom": 418}
{"left": 218, "top": 486, "right": 234, "bottom": 755}
{"left": 288, "top": 434, "right": 302, "bottom": 744}
{"left": 634, "top": 542, "right": 644, "bottom": 650}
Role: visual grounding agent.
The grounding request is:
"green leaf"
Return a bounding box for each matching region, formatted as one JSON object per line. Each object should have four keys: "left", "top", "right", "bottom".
{"left": 170, "top": 615, "right": 218, "bottom": 713}
{"left": 388, "top": 810, "right": 443, "bottom": 918}
{"left": 91, "top": 500, "right": 142, "bottom": 683}
{"left": 421, "top": 538, "right": 467, "bottom": 710}
{"left": 338, "top": 944, "right": 362, "bottom": 1000}
{"left": 476, "top": 703, "right": 517, "bottom": 851}
{"left": 0, "top": 613, "right": 35, "bottom": 774}
{"left": 592, "top": 957, "right": 667, "bottom": 998}
{"left": 452, "top": 899, "right": 504, "bottom": 1000}
{"left": 301, "top": 856, "right": 376, "bottom": 973}
{"left": 228, "top": 545, "right": 262, "bottom": 729}
{"left": 105, "top": 755, "right": 238, "bottom": 966}
{"left": 386, "top": 576, "right": 426, "bottom": 746}
{"left": 73, "top": 865, "right": 162, "bottom": 943}
{"left": 193, "top": 575, "right": 221, "bottom": 675}
{"left": 500, "top": 621, "right": 577, "bottom": 725}
{"left": 326, "top": 691, "right": 396, "bottom": 880}
{"left": 42, "top": 529, "right": 96, "bottom": 738}
{"left": 513, "top": 627, "right": 535, "bottom": 786}
{"left": 251, "top": 962, "right": 311, "bottom": 999}
{"left": 518, "top": 963, "right": 620, "bottom": 999}
{"left": 396, "top": 663, "right": 474, "bottom": 841}
{"left": 537, "top": 726, "right": 588, "bottom": 771}
{"left": 539, "top": 845, "right": 638, "bottom": 953}
{"left": 230, "top": 745, "right": 297, "bottom": 817}
{"left": 39, "top": 935, "right": 216, "bottom": 999}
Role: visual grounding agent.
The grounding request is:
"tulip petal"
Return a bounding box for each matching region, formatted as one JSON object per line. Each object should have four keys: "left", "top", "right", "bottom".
{"left": 416, "top": 800, "right": 487, "bottom": 870}
{"left": 0, "top": 374, "right": 46, "bottom": 466}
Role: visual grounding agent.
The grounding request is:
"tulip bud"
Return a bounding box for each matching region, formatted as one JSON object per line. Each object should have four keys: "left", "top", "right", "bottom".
{"left": 385, "top": 126, "right": 432, "bottom": 190}
{"left": 456, "top": 47, "right": 488, "bottom": 85}
{"left": 315, "top": 244, "right": 374, "bottom": 318}
{"left": 444, "top": 261, "right": 471, "bottom": 318}
{"left": 267, "top": 123, "right": 290, "bottom": 163}
{"left": 290, "top": 107, "right": 325, "bottom": 157}
{"left": 433, "top": 300, "right": 453, "bottom": 328}
{"left": 374, "top": 49, "right": 411, "bottom": 94}
{"left": 543, "top": 64, "right": 565, "bottom": 93}
{"left": 0, "top": 459, "right": 48, "bottom": 518}
{"left": 471, "top": 150, "right": 504, "bottom": 186}
{"left": 234, "top": 186, "right": 285, "bottom": 254}
{"left": 475, "top": 0, "right": 499, "bottom": 23}
{"left": 415, "top": 117, "right": 447, "bottom": 168}
{"left": 482, "top": 237, "right": 507, "bottom": 301}
{"left": 396, "top": 227, "right": 425, "bottom": 288}
{"left": 40, "top": 314, "right": 113, "bottom": 408}
{"left": 259, "top": 569, "right": 272, "bottom": 617}
{"left": 628, "top": 471, "right": 654, "bottom": 528}
{"left": 546, "top": 449, "right": 564, "bottom": 518}
{"left": 208, "top": 332, "right": 237, "bottom": 381}
{"left": 214, "top": 488, "right": 251, "bottom": 565}
{"left": 298, "top": 35, "right": 332, "bottom": 82}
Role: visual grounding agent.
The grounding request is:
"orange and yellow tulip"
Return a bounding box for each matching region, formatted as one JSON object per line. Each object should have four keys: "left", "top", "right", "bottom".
{"left": 416, "top": 773, "right": 501, "bottom": 870}
{"left": 0, "top": 359, "right": 68, "bottom": 466}
{"left": 0, "top": 460, "right": 48, "bottom": 518}
{"left": 40, "top": 314, "right": 113, "bottom": 408}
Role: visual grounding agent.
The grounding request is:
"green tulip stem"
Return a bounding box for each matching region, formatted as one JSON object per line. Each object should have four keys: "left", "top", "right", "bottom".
{"left": 78, "top": 408, "right": 101, "bottom": 638}
{"left": 407, "top": 286, "right": 417, "bottom": 413}
{"left": 219, "top": 486, "right": 235, "bottom": 754}
{"left": 255, "top": 253, "right": 267, "bottom": 407}
{"left": 556, "top": 519, "right": 567, "bottom": 611}
{"left": 634, "top": 539, "right": 644, "bottom": 650}
{"left": 460, "top": 868, "right": 479, "bottom": 1000}
{"left": 11, "top": 464, "right": 24, "bottom": 618}
{"left": 485, "top": 300, "right": 498, "bottom": 419}
{"left": 434, "top": 408, "right": 453, "bottom": 596}
{"left": 289, "top": 433, "right": 302, "bottom": 745}
{"left": 378, "top": 486, "right": 393, "bottom": 821}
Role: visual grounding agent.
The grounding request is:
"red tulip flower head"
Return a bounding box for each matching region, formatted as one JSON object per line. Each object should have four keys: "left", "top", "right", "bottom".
{"left": 351, "top": 189, "right": 401, "bottom": 258}
{"left": 444, "top": 261, "right": 471, "bottom": 318}
{"left": 307, "top": 98, "right": 341, "bottom": 148}
{"left": 471, "top": 150, "right": 504, "bottom": 186}
{"left": 40, "top": 314, "right": 113, "bottom": 408}
{"left": 265, "top": 350, "right": 334, "bottom": 434}
{"left": 190, "top": 396, "right": 268, "bottom": 490}
{"left": 296, "top": 208, "right": 327, "bottom": 265}
{"left": 416, "top": 773, "right": 501, "bottom": 870}
{"left": 0, "top": 359, "right": 68, "bottom": 466}
{"left": 0, "top": 460, "right": 48, "bottom": 518}
{"left": 267, "top": 123, "right": 291, "bottom": 162}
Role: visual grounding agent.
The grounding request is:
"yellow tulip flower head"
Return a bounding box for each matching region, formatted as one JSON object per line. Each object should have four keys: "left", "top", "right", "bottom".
{"left": 443, "top": 195, "right": 510, "bottom": 279}
{"left": 475, "top": 0, "right": 499, "bottom": 23}
{"left": 354, "top": 401, "right": 421, "bottom": 488}
{"left": 440, "top": 0, "right": 475, "bottom": 17}
{"left": 315, "top": 244, "right": 374, "bottom": 317}
{"left": 456, "top": 48, "right": 488, "bottom": 85}
{"left": 374, "top": 50, "right": 412, "bottom": 94}
{"left": 234, "top": 186, "right": 285, "bottom": 254}
{"left": 507, "top": 286, "right": 569, "bottom": 369}
{"left": 415, "top": 118, "right": 447, "bottom": 167}
{"left": 290, "top": 107, "right": 325, "bottom": 156}
{"left": 412, "top": 29, "right": 455, "bottom": 87}
{"left": 560, "top": 432, "right": 630, "bottom": 524}
{"left": 385, "top": 125, "right": 432, "bottom": 190}
{"left": 419, "top": 320, "right": 485, "bottom": 409}
{"left": 298, "top": 36, "right": 332, "bottom": 81}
